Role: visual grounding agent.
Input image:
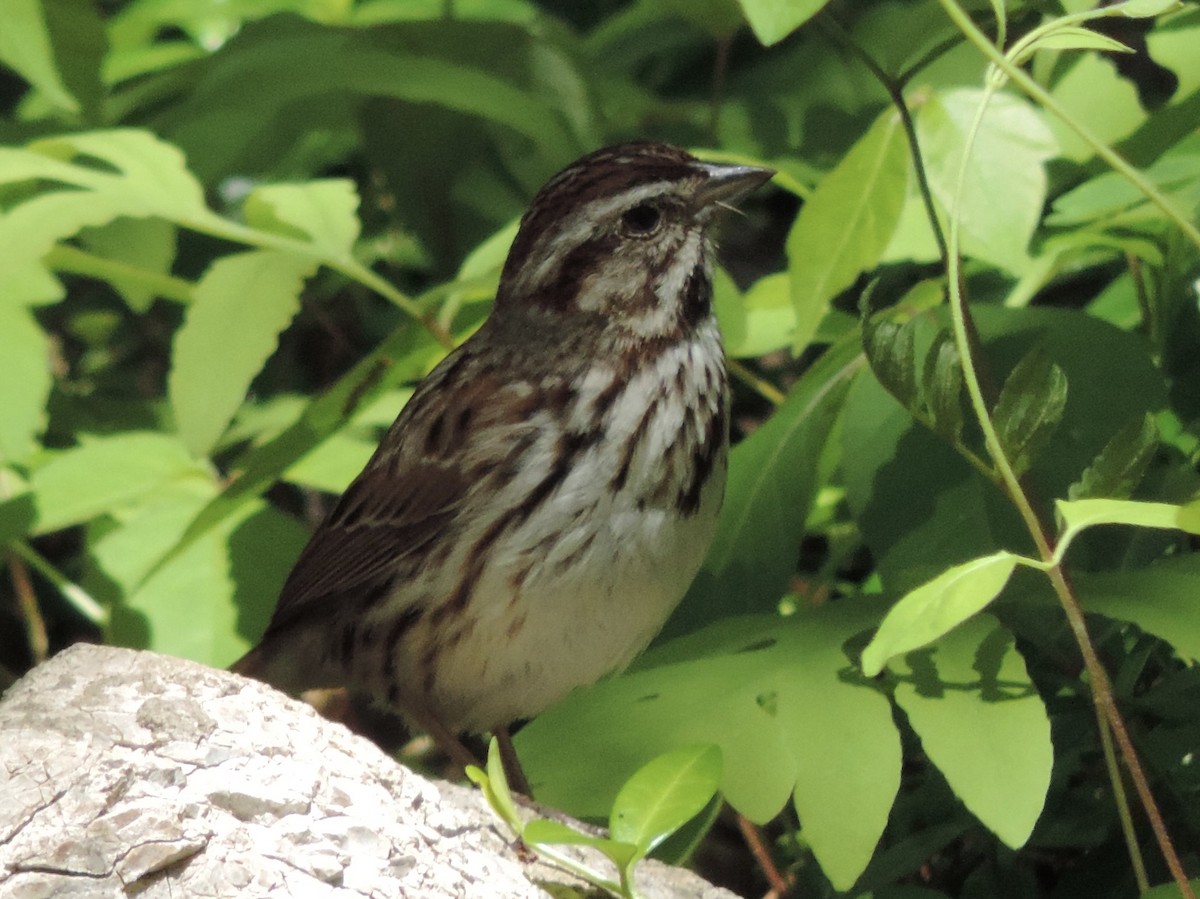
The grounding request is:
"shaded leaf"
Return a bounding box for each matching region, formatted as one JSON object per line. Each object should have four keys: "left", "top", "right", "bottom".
{"left": 1080, "top": 555, "right": 1200, "bottom": 664}
{"left": 922, "top": 330, "right": 964, "bottom": 442}
{"left": 863, "top": 315, "right": 919, "bottom": 413}
{"left": 1068, "top": 413, "right": 1158, "bottom": 500}
{"left": 892, "top": 616, "right": 1052, "bottom": 848}
{"left": 519, "top": 603, "right": 899, "bottom": 891}
{"left": 993, "top": 348, "right": 1068, "bottom": 476}
{"left": 678, "top": 334, "right": 863, "bottom": 628}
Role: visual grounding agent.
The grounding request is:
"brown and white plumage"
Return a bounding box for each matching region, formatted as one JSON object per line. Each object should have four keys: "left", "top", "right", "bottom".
{"left": 234, "top": 143, "right": 772, "bottom": 744}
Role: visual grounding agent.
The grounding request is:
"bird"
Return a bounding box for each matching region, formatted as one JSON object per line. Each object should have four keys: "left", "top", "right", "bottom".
{"left": 233, "top": 142, "right": 773, "bottom": 786}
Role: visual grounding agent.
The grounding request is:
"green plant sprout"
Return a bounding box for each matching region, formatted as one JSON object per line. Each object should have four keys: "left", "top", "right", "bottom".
{"left": 467, "top": 740, "right": 722, "bottom": 899}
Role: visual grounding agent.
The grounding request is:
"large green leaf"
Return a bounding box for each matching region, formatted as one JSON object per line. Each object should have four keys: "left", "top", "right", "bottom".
{"left": 891, "top": 616, "right": 1053, "bottom": 848}
{"left": 91, "top": 482, "right": 307, "bottom": 665}
{"left": 0, "top": 130, "right": 209, "bottom": 306}
{"left": 1078, "top": 555, "right": 1200, "bottom": 663}
{"left": 788, "top": 110, "right": 909, "bottom": 352}
{"left": 913, "top": 89, "right": 1057, "bottom": 274}
{"left": 169, "top": 250, "right": 316, "bottom": 457}
{"left": 518, "top": 602, "right": 899, "bottom": 891}
{"left": 23, "top": 432, "right": 209, "bottom": 536}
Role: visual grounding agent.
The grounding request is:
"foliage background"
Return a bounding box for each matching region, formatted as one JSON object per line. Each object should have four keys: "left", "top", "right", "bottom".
{"left": 1, "top": 0, "right": 1198, "bottom": 896}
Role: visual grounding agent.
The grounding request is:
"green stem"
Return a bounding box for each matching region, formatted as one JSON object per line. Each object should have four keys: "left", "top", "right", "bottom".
{"left": 727, "top": 358, "right": 785, "bottom": 406}
{"left": 937, "top": 3, "right": 1193, "bottom": 894}
{"left": 178, "top": 212, "right": 456, "bottom": 348}
{"left": 934, "top": 0, "right": 1200, "bottom": 252}
{"left": 46, "top": 245, "right": 196, "bottom": 303}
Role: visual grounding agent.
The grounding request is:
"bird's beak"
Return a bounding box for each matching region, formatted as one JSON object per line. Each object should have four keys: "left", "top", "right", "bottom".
{"left": 693, "top": 161, "right": 775, "bottom": 209}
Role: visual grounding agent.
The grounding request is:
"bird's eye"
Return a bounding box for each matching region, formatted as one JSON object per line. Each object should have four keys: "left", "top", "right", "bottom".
{"left": 621, "top": 203, "right": 661, "bottom": 235}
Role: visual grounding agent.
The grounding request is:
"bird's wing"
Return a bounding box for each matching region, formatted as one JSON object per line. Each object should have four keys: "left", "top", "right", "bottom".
{"left": 262, "top": 456, "right": 468, "bottom": 636}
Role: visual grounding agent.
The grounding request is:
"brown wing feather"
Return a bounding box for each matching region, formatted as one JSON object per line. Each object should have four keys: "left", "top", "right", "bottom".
{"left": 263, "top": 457, "right": 467, "bottom": 636}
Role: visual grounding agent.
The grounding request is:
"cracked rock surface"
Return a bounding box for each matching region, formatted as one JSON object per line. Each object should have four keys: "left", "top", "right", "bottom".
{"left": 0, "top": 644, "right": 736, "bottom": 899}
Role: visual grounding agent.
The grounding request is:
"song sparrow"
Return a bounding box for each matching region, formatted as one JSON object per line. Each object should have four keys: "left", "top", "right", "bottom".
{"left": 233, "top": 142, "right": 772, "bottom": 770}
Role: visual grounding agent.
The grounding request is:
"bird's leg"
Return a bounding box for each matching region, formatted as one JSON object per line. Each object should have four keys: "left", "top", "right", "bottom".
{"left": 407, "top": 706, "right": 481, "bottom": 774}
{"left": 494, "top": 725, "right": 533, "bottom": 796}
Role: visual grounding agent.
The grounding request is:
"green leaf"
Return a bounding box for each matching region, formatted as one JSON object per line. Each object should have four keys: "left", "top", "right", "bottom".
{"left": 609, "top": 744, "right": 722, "bottom": 854}
{"left": 521, "top": 819, "right": 618, "bottom": 852}
{"left": 1068, "top": 413, "right": 1158, "bottom": 500}
{"left": 78, "top": 217, "right": 179, "bottom": 312}
{"left": 722, "top": 272, "right": 796, "bottom": 358}
{"left": 861, "top": 552, "right": 1020, "bottom": 677}
{"left": 862, "top": 316, "right": 919, "bottom": 413}
{"left": 169, "top": 250, "right": 316, "bottom": 457}
{"left": 0, "top": 130, "right": 209, "bottom": 305}
{"left": 27, "top": 432, "right": 208, "bottom": 535}
{"left": 0, "top": 305, "right": 51, "bottom": 465}
{"left": 736, "top": 0, "right": 831, "bottom": 45}
{"left": 95, "top": 485, "right": 306, "bottom": 666}
{"left": 1057, "top": 497, "right": 1200, "bottom": 546}
{"left": 788, "top": 109, "right": 909, "bottom": 352}
{"left": 993, "top": 348, "right": 1068, "bottom": 476}
{"left": 519, "top": 603, "right": 900, "bottom": 891}
{"left": 1079, "top": 556, "right": 1200, "bottom": 664}
{"left": 244, "top": 180, "right": 362, "bottom": 263}
{"left": 1117, "top": 0, "right": 1181, "bottom": 17}
{"left": 0, "top": 0, "right": 86, "bottom": 113}
{"left": 922, "top": 330, "right": 964, "bottom": 442}
{"left": 1026, "top": 26, "right": 1132, "bottom": 55}
{"left": 913, "top": 89, "right": 1057, "bottom": 273}
{"left": 891, "top": 616, "right": 1052, "bottom": 848}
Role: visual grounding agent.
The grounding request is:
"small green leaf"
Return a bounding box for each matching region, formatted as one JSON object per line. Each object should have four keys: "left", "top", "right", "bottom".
{"left": 169, "top": 250, "right": 315, "bottom": 457}
{"left": 1068, "top": 413, "right": 1158, "bottom": 500}
{"left": 861, "top": 552, "right": 1020, "bottom": 677}
{"left": 863, "top": 315, "right": 919, "bottom": 412}
{"left": 892, "top": 617, "right": 1052, "bottom": 848}
{"left": 609, "top": 744, "right": 722, "bottom": 855}
{"left": 1057, "top": 498, "right": 1200, "bottom": 547}
{"left": 1021, "top": 26, "right": 1133, "bottom": 56}
{"left": 736, "top": 0, "right": 830, "bottom": 45}
{"left": 922, "top": 330, "right": 964, "bottom": 442}
{"left": 1117, "top": 0, "right": 1180, "bottom": 17}
{"left": 521, "top": 819, "right": 616, "bottom": 852}
{"left": 789, "top": 109, "right": 909, "bottom": 352}
{"left": 0, "top": 305, "right": 51, "bottom": 465}
{"left": 244, "top": 180, "right": 361, "bottom": 263}
{"left": 993, "top": 348, "right": 1068, "bottom": 475}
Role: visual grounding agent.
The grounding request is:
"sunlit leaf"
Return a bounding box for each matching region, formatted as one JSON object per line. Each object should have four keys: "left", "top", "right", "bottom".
{"left": 169, "top": 250, "right": 315, "bottom": 457}
{"left": 609, "top": 744, "right": 722, "bottom": 854}
{"left": 789, "top": 110, "right": 909, "bottom": 352}
{"left": 892, "top": 616, "right": 1052, "bottom": 848}
{"left": 861, "top": 552, "right": 1020, "bottom": 677}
